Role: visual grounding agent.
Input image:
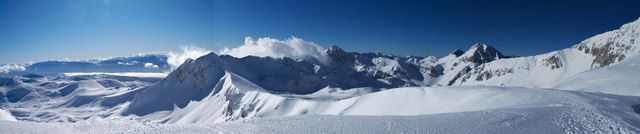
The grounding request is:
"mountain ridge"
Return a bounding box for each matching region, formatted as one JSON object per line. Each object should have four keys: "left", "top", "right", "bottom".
{"left": 122, "top": 18, "right": 640, "bottom": 120}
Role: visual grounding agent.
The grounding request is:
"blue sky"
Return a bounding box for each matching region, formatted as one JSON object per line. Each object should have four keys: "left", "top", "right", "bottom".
{"left": 1, "top": 0, "right": 640, "bottom": 63}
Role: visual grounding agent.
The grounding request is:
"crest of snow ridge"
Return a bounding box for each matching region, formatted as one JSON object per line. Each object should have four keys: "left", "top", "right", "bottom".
{"left": 575, "top": 17, "right": 640, "bottom": 68}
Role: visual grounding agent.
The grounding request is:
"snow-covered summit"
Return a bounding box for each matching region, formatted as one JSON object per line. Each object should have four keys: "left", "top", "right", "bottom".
{"left": 326, "top": 45, "right": 355, "bottom": 63}
{"left": 459, "top": 43, "right": 506, "bottom": 64}
{"left": 452, "top": 18, "right": 640, "bottom": 87}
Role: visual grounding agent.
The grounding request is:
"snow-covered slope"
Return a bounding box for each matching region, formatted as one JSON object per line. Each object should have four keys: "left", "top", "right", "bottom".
{"left": 451, "top": 18, "right": 640, "bottom": 88}
{"left": 126, "top": 67, "right": 640, "bottom": 132}
{"left": 4, "top": 85, "right": 640, "bottom": 133}
{"left": 0, "top": 74, "right": 159, "bottom": 123}
{"left": 161, "top": 83, "right": 546, "bottom": 123}
{"left": 556, "top": 54, "right": 640, "bottom": 96}
{"left": 0, "top": 109, "right": 17, "bottom": 121}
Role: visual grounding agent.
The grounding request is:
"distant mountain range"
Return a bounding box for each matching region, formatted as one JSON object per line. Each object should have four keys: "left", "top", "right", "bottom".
{"left": 0, "top": 54, "right": 171, "bottom": 77}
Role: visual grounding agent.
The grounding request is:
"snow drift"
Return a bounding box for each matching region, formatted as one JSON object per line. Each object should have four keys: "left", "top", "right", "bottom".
{"left": 556, "top": 54, "right": 640, "bottom": 96}
{"left": 0, "top": 109, "right": 17, "bottom": 121}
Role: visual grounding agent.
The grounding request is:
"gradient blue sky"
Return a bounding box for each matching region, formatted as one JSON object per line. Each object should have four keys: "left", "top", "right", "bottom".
{"left": 1, "top": 0, "right": 640, "bottom": 64}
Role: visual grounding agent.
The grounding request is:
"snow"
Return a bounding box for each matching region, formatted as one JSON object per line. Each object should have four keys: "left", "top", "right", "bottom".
{"left": 0, "top": 109, "right": 17, "bottom": 122}
{"left": 452, "top": 18, "right": 640, "bottom": 88}
{"left": 452, "top": 49, "right": 594, "bottom": 87}
{"left": 2, "top": 85, "right": 640, "bottom": 133}
{"left": 0, "top": 74, "right": 159, "bottom": 123}
{"left": 0, "top": 112, "right": 564, "bottom": 134}
{"left": 556, "top": 54, "right": 640, "bottom": 96}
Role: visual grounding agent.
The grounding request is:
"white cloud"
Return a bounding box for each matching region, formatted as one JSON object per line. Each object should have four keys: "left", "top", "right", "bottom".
{"left": 117, "top": 61, "right": 138, "bottom": 65}
{"left": 0, "top": 64, "right": 26, "bottom": 73}
{"left": 144, "top": 63, "right": 159, "bottom": 68}
{"left": 220, "top": 36, "right": 329, "bottom": 64}
{"left": 167, "top": 46, "right": 212, "bottom": 69}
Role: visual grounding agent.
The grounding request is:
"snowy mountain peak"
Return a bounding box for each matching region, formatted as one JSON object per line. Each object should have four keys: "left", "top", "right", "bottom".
{"left": 448, "top": 18, "right": 640, "bottom": 87}
{"left": 328, "top": 45, "right": 342, "bottom": 52}
{"left": 326, "top": 45, "right": 354, "bottom": 63}
{"left": 468, "top": 43, "right": 497, "bottom": 53}
{"left": 460, "top": 43, "right": 505, "bottom": 64}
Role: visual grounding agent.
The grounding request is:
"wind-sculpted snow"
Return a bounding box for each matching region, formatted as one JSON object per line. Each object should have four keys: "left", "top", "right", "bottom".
{"left": 2, "top": 67, "right": 640, "bottom": 133}
{"left": 5, "top": 84, "right": 640, "bottom": 133}
{"left": 556, "top": 54, "right": 640, "bottom": 96}
{"left": 160, "top": 74, "right": 570, "bottom": 123}
{"left": 0, "top": 74, "right": 160, "bottom": 123}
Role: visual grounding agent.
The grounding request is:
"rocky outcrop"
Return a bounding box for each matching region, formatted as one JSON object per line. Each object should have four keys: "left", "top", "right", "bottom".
{"left": 543, "top": 55, "right": 563, "bottom": 69}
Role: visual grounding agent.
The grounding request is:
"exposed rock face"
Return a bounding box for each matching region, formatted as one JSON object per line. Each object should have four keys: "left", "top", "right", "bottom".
{"left": 473, "top": 68, "right": 514, "bottom": 81}
{"left": 579, "top": 43, "right": 630, "bottom": 68}
{"left": 543, "top": 55, "right": 563, "bottom": 69}
{"left": 575, "top": 18, "right": 640, "bottom": 68}
{"left": 326, "top": 45, "right": 355, "bottom": 63}
{"left": 448, "top": 66, "right": 471, "bottom": 86}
